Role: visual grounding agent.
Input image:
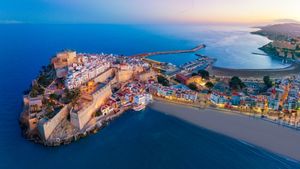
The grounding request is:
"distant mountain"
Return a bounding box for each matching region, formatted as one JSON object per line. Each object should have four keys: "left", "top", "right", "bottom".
{"left": 252, "top": 23, "right": 300, "bottom": 40}
{"left": 273, "top": 19, "right": 299, "bottom": 24}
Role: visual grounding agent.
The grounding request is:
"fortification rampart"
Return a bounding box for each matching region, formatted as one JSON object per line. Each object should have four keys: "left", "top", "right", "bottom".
{"left": 38, "top": 106, "right": 70, "bottom": 140}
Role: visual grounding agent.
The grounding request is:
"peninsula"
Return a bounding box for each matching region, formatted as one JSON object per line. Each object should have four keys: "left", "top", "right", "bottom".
{"left": 20, "top": 45, "right": 300, "bottom": 161}
{"left": 20, "top": 46, "right": 206, "bottom": 146}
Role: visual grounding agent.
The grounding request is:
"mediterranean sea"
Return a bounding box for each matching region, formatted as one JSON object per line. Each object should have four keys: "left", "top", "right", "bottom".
{"left": 0, "top": 24, "right": 299, "bottom": 169}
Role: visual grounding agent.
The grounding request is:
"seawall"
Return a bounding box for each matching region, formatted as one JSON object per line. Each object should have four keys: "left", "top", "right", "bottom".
{"left": 38, "top": 105, "right": 70, "bottom": 140}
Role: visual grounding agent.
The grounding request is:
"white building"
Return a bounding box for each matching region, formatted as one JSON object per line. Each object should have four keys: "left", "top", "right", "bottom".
{"left": 65, "top": 61, "right": 110, "bottom": 89}
{"left": 134, "top": 94, "right": 146, "bottom": 105}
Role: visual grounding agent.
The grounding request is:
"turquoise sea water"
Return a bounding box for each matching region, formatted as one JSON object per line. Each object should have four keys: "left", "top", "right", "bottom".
{"left": 0, "top": 24, "right": 299, "bottom": 169}
{"left": 147, "top": 25, "right": 287, "bottom": 68}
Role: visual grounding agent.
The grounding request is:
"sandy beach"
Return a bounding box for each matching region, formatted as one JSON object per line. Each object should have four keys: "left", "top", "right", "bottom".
{"left": 210, "top": 62, "right": 300, "bottom": 78}
{"left": 149, "top": 101, "right": 300, "bottom": 161}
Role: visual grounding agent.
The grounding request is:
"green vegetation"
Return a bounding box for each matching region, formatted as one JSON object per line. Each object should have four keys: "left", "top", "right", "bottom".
{"left": 95, "top": 110, "right": 103, "bottom": 117}
{"left": 157, "top": 75, "right": 170, "bottom": 86}
{"left": 229, "top": 76, "right": 245, "bottom": 90}
{"left": 49, "top": 93, "right": 61, "bottom": 101}
{"left": 188, "top": 83, "right": 198, "bottom": 91}
{"left": 198, "top": 70, "right": 209, "bottom": 79}
{"left": 43, "top": 97, "right": 55, "bottom": 111}
{"left": 45, "top": 104, "right": 54, "bottom": 113}
{"left": 63, "top": 88, "right": 81, "bottom": 105}
{"left": 37, "top": 64, "right": 55, "bottom": 87}
{"left": 44, "top": 106, "right": 63, "bottom": 119}
{"left": 26, "top": 64, "right": 55, "bottom": 98}
{"left": 263, "top": 76, "right": 273, "bottom": 88}
{"left": 205, "top": 81, "right": 214, "bottom": 89}
{"left": 29, "top": 82, "right": 45, "bottom": 97}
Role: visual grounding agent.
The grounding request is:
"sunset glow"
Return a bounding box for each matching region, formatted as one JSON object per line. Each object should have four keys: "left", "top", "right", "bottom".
{"left": 1, "top": 0, "right": 300, "bottom": 23}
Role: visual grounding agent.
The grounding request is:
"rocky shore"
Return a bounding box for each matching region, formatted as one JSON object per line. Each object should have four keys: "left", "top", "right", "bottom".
{"left": 19, "top": 108, "right": 130, "bottom": 147}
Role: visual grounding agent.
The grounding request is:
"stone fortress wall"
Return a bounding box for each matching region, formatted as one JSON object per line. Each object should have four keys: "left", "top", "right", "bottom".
{"left": 117, "top": 70, "right": 134, "bottom": 83}
{"left": 39, "top": 66, "right": 142, "bottom": 139}
{"left": 38, "top": 68, "right": 116, "bottom": 140}
{"left": 38, "top": 105, "right": 70, "bottom": 140}
{"left": 70, "top": 83, "right": 112, "bottom": 130}
{"left": 70, "top": 68, "right": 117, "bottom": 130}
{"left": 94, "top": 68, "right": 115, "bottom": 83}
{"left": 137, "top": 70, "right": 156, "bottom": 82}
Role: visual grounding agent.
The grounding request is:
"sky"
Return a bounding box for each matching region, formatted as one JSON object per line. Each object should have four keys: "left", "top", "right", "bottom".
{"left": 1, "top": 0, "right": 300, "bottom": 24}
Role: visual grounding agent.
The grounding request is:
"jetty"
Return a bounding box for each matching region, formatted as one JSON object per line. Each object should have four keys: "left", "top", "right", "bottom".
{"left": 130, "top": 44, "right": 206, "bottom": 58}
{"left": 251, "top": 52, "right": 268, "bottom": 56}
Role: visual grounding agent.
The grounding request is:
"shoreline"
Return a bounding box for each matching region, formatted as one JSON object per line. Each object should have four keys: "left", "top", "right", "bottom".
{"left": 210, "top": 61, "right": 300, "bottom": 78}
{"left": 20, "top": 107, "right": 130, "bottom": 146}
{"left": 149, "top": 100, "right": 300, "bottom": 162}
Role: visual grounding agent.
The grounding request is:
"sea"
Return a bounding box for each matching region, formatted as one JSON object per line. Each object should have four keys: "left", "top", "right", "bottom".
{"left": 0, "top": 24, "right": 299, "bottom": 169}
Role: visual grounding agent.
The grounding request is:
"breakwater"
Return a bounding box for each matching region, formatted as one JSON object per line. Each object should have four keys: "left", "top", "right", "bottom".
{"left": 130, "top": 44, "right": 206, "bottom": 58}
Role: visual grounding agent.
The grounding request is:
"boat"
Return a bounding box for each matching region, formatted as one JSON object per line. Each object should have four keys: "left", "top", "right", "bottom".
{"left": 195, "top": 53, "right": 206, "bottom": 58}
{"left": 132, "top": 104, "right": 146, "bottom": 111}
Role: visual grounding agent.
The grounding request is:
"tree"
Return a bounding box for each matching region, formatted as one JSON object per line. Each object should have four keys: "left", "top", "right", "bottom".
{"left": 263, "top": 76, "right": 273, "bottom": 88}
{"left": 95, "top": 110, "right": 103, "bottom": 117}
{"left": 157, "top": 75, "right": 170, "bottom": 86}
{"left": 198, "top": 70, "right": 209, "bottom": 79}
{"left": 29, "top": 83, "right": 45, "bottom": 97}
{"left": 64, "top": 88, "right": 81, "bottom": 105}
{"left": 49, "top": 93, "right": 61, "bottom": 101}
{"left": 37, "top": 64, "right": 55, "bottom": 87}
{"left": 37, "top": 75, "right": 50, "bottom": 87}
{"left": 205, "top": 81, "right": 214, "bottom": 89}
{"left": 188, "top": 83, "right": 198, "bottom": 91}
{"left": 191, "top": 72, "right": 198, "bottom": 76}
{"left": 229, "top": 76, "right": 245, "bottom": 90}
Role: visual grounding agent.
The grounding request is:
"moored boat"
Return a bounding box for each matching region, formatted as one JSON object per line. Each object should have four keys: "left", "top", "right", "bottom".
{"left": 132, "top": 104, "right": 146, "bottom": 111}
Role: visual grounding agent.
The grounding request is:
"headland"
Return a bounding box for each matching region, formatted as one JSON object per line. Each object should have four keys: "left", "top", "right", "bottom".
{"left": 19, "top": 43, "right": 300, "bottom": 162}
